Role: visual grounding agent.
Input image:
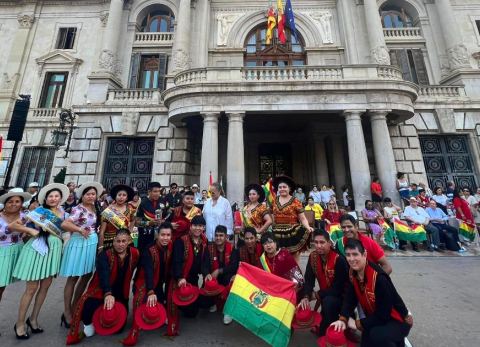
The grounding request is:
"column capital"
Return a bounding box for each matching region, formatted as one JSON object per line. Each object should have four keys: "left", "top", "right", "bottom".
{"left": 202, "top": 112, "right": 220, "bottom": 122}
{"left": 343, "top": 110, "right": 365, "bottom": 121}
{"left": 227, "top": 112, "right": 245, "bottom": 122}
{"left": 368, "top": 110, "right": 391, "bottom": 121}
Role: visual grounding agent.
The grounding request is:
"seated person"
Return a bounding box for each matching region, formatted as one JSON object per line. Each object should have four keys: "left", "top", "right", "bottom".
{"left": 299, "top": 229, "right": 348, "bottom": 336}
{"left": 322, "top": 200, "right": 343, "bottom": 225}
{"left": 361, "top": 200, "right": 383, "bottom": 244}
{"left": 425, "top": 200, "right": 463, "bottom": 252}
{"left": 331, "top": 239, "right": 413, "bottom": 347}
{"left": 382, "top": 197, "right": 402, "bottom": 224}
{"left": 304, "top": 197, "right": 324, "bottom": 229}
{"left": 416, "top": 189, "right": 430, "bottom": 208}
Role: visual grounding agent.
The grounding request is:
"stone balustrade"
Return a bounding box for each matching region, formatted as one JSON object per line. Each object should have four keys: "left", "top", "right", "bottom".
{"left": 377, "top": 66, "right": 404, "bottom": 80}
{"left": 106, "top": 89, "right": 160, "bottom": 105}
{"left": 29, "top": 108, "right": 59, "bottom": 118}
{"left": 133, "top": 32, "right": 174, "bottom": 46}
{"left": 383, "top": 27, "right": 423, "bottom": 41}
{"left": 418, "top": 85, "right": 466, "bottom": 98}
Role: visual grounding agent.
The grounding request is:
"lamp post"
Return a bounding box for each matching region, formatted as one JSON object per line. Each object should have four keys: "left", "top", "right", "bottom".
{"left": 51, "top": 108, "right": 76, "bottom": 158}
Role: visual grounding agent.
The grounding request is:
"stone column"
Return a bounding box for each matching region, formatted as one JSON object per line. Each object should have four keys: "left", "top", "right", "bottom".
{"left": 195, "top": 0, "right": 210, "bottom": 68}
{"left": 344, "top": 111, "right": 371, "bottom": 212}
{"left": 363, "top": 0, "right": 390, "bottom": 65}
{"left": 331, "top": 136, "right": 347, "bottom": 191}
{"left": 337, "top": 0, "right": 359, "bottom": 64}
{"left": 171, "top": 0, "right": 192, "bottom": 72}
{"left": 436, "top": 0, "right": 470, "bottom": 70}
{"left": 227, "top": 113, "right": 245, "bottom": 206}
{"left": 370, "top": 111, "right": 400, "bottom": 205}
{"left": 98, "top": 0, "right": 124, "bottom": 73}
{"left": 200, "top": 113, "right": 220, "bottom": 191}
{"left": 314, "top": 136, "right": 329, "bottom": 186}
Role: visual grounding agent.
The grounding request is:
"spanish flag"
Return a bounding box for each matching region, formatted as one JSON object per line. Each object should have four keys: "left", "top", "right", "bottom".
{"left": 266, "top": 5, "right": 277, "bottom": 45}
{"left": 326, "top": 223, "right": 343, "bottom": 242}
{"left": 393, "top": 218, "right": 427, "bottom": 243}
{"left": 458, "top": 220, "right": 476, "bottom": 241}
{"left": 277, "top": 0, "right": 286, "bottom": 44}
{"left": 224, "top": 262, "right": 296, "bottom": 347}
{"left": 378, "top": 218, "right": 397, "bottom": 249}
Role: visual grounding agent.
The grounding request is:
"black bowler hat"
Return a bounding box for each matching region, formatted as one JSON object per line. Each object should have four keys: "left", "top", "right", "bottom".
{"left": 191, "top": 215, "right": 206, "bottom": 226}
{"left": 272, "top": 175, "right": 296, "bottom": 192}
{"left": 244, "top": 184, "right": 266, "bottom": 203}
{"left": 110, "top": 184, "right": 135, "bottom": 202}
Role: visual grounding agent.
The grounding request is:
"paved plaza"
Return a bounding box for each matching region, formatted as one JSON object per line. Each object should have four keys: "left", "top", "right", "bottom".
{"left": 1, "top": 255, "right": 479, "bottom": 347}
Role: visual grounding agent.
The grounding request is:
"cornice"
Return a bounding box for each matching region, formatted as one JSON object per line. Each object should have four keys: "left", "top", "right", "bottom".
{"left": 0, "top": 0, "right": 110, "bottom": 6}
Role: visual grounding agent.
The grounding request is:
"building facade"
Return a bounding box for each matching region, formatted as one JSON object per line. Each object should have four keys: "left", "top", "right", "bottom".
{"left": 1, "top": 0, "right": 480, "bottom": 210}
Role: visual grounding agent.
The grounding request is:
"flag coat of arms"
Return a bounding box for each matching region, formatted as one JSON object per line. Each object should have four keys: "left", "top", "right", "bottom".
{"left": 393, "top": 218, "right": 427, "bottom": 243}
{"left": 223, "top": 262, "right": 296, "bottom": 347}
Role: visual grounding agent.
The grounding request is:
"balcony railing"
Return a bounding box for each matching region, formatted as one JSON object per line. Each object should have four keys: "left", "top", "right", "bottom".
{"left": 133, "top": 32, "right": 174, "bottom": 46}
{"left": 106, "top": 89, "right": 161, "bottom": 105}
{"left": 418, "top": 85, "right": 467, "bottom": 98}
{"left": 383, "top": 27, "right": 423, "bottom": 41}
{"left": 173, "top": 65, "right": 404, "bottom": 86}
{"left": 29, "top": 108, "right": 59, "bottom": 119}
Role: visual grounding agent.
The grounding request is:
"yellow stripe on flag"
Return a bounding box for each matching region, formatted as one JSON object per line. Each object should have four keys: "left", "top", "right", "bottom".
{"left": 230, "top": 274, "right": 295, "bottom": 329}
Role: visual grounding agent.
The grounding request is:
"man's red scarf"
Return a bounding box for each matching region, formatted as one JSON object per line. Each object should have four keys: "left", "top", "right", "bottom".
{"left": 239, "top": 243, "right": 263, "bottom": 268}
{"left": 172, "top": 206, "right": 201, "bottom": 240}
{"left": 310, "top": 249, "right": 338, "bottom": 290}
{"left": 66, "top": 247, "right": 139, "bottom": 345}
{"left": 166, "top": 233, "right": 207, "bottom": 336}
{"left": 349, "top": 263, "right": 403, "bottom": 323}
{"left": 208, "top": 242, "right": 233, "bottom": 271}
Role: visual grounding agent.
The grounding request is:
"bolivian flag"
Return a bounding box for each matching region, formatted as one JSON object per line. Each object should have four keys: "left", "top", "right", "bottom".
{"left": 393, "top": 218, "right": 427, "bottom": 243}
{"left": 224, "top": 262, "right": 296, "bottom": 347}
{"left": 378, "top": 218, "right": 397, "bottom": 249}
{"left": 458, "top": 220, "right": 476, "bottom": 241}
{"left": 326, "top": 223, "right": 343, "bottom": 243}
{"left": 262, "top": 179, "right": 275, "bottom": 207}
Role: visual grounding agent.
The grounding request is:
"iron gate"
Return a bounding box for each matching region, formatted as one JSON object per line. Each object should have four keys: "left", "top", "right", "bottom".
{"left": 419, "top": 135, "right": 478, "bottom": 189}
{"left": 102, "top": 137, "right": 154, "bottom": 194}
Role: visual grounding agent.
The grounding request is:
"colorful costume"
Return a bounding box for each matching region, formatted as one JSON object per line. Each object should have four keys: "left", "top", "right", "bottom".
{"left": 66, "top": 247, "right": 139, "bottom": 345}
{"left": 240, "top": 203, "right": 270, "bottom": 237}
{"left": 272, "top": 196, "right": 310, "bottom": 253}
{"left": 260, "top": 248, "right": 304, "bottom": 289}
{"left": 362, "top": 208, "right": 383, "bottom": 236}
{"left": 0, "top": 212, "right": 26, "bottom": 287}
{"left": 170, "top": 205, "right": 202, "bottom": 241}
{"left": 336, "top": 233, "right": 385, "bottom": 265}
{"left": 136, "top": 198, "right": 164, "bottom": 251}
{"left": 206, "top": 242, "right": 234, "bottom": 308}
{"left": 101, "top": 205, "right": 135, "bottom": 250}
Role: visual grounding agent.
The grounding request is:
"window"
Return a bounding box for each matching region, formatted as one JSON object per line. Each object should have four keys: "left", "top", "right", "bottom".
{"left": 39, "top": 72, "right": 68, "bottom": 108}
{"left": 56, "top": 27, "right": 77, "bottom": 49}
{"left": 129, "top": 53, "right": 168, "bottom": 90}
{"left": 476, "top": 20, "right": 480, "bottom": 35}
{"left": 390, "top": 49, "right": 429, "bottom": 85}
{"left": 244, "top": 26, "right": 306, "bottom": 67}
{"left": 380, "top": 5, "right": 413, "bottom": 28}
{"left": 141, "top": 10, "right": 175, "bottom": 32}
{"left": 16, "top": 147, "right": 56, "bottom": 189}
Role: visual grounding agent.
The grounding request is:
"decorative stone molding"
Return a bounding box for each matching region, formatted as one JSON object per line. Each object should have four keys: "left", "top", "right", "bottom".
{"left": 99, "top": 12, "right": 109, "bottom": 27}
{"left": 370, "top": 46, "right": 390, "bottom": 65}
{"left": 121, "top": 111, "right": 140, "bottom": 135}
{"left": 98, "top": 49, "right": 115, "bottom": 71}
{"left": 447, "top": 44, "right": 470, "bottom": 70}
{"left": 173, "top": 49, "right": 190, "bottom": 71}
{"left": 17, "top": 14, "right": 35, "bottom": 29}
{"left": 1, "top": 72, "right": 19, "bottom": 90}
{"left": 216, "top": 13, "right": 242, "bottom": 46}
{"left": 302, "top": 10, "right": 333, "bottom": 44}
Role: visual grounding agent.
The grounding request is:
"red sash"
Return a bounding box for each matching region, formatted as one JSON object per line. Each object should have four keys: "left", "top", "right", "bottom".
{"left": 208, "top": 243, "right": 233, "bottom": 271}
{"left": 238, "top": 243, "right": 263, "bottom": 267}
{"left": 310, "top": 250, "right": 338, "bottom": 290}
{"left": 350, "top": 264, "right": 404, "bottom": 323}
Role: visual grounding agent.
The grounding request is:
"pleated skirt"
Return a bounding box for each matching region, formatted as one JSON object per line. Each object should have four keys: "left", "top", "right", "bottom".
{"left": 59, "top": 232, "right": 98, "bottom": 277}
{"left": 13, "top": 237, "right": 62, "bottom": 281}
{"left": 0, "top": 243, "right": 23, "bottom": 287}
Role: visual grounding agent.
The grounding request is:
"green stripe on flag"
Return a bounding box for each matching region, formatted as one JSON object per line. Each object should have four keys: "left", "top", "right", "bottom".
{"left": 224, "top": 292, "right": 291, "bottom": 347}
{"left": 396, "top": 230, "right": 427, "bottom": 243}
{"left": 459, "top": 227, "right": 475, "bottom": 241}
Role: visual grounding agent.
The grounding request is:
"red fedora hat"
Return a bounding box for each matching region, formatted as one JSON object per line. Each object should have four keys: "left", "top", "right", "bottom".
{"left": 92, "top": 302, "right": 127, "bottom": 336}
{"left": 291, "top": 308, "right": 322, "bottom": 330}
{"left": 172, "top": 283, "right": 200, "bottom": 306}
{"left": 317, "top": 325, "right": 356, "bottom": 347}
{"left": 200, "top": 278, "right": 225, "bottom": 297}
{"left": 134, "top": 303, "right": 167, "bottom": 331}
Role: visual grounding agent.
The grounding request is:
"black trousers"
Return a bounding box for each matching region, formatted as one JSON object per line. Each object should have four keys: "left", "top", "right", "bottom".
{"left": 178, "top": 295, "right": 210, "bottom": 318}
{"left": 360, "top": 320, "right": 411, "bottom": 347}
{"left": 137, "top": 228, "right": 155, "bottom": 253}
{"left": 318, "top": 296, "right": 342, "bottom": 336}
{"left": 432, "top": 223, "right": 460, "bottom": 251}
{"left": 82, "top": 297, "right": 129, "bottom": 325}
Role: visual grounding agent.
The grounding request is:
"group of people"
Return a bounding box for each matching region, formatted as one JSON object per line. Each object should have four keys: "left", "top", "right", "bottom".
{"left": 0, "top": 174, "right": 416, "bottom": 346}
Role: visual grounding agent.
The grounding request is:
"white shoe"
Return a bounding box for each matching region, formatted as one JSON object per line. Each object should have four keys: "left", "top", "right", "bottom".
{"left": 83, "top": 324, "right": 95, "bottom": 337}
{"left": 209, "top": 305, "right": 217, "bottom": 313}
{"left": 223, "top": 314, "right": 233, "bottom": 325}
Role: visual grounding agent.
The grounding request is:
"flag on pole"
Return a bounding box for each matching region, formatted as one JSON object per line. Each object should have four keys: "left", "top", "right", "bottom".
{"left": 0, "top": 136, "right": 3, "bottom": 161}
{"left": 277, "top": 0, "right": 286, "bottom": 44}
{"left": 458, "top": 219, "right": 476, "bottom": 241}
{"left": 266, "top": 5, "right": 277, "bottom": 45}
{"left": 393, "top": 218, "right": 427, "bottom": 243}
{"left": 326, "top": 223, "right": 343, "bottom": 243}
{"left": 208, "top": 171, "right": 214, "bottom": 197}
{"left": 262, "top": 178, "right": 275, "bottom": 207}
{"left": 378, "top": 218, "right": 397, "bottom": 249}
{"left": 224, "top": 262, "right": 296, "bottom": 347}
{"left": 284, "top": 0, "right": 297, "bottom": 40}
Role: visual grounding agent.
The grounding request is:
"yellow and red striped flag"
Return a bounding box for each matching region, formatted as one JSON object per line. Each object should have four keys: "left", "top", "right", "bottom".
{"left": 458, "top": 220, "right": 476, "bottom": 241}
{"left": 224, "top": 262, "right": 296, "bottom": 347}
{"left": 277, "top": 0, "right": 286, "bottom": 44}
{"left": 266, "top": 5, "right": 277, "bottom": 44}
{"left": 393, "top": 218, "right": 427, "bottom": 243}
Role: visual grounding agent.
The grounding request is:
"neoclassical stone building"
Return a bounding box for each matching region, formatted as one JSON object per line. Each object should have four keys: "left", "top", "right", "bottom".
{"left": 1, "top": 0, "right": 480, "bottom": 210}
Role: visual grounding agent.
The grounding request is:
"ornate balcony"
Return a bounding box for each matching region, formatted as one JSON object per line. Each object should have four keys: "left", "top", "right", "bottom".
{"left": 383, "top": 27, "right": 424, "bottom": 42}
{"left": 417, "top": 85, "right": 467, "bottom": 100}
{"left": 106, "top": 88, "right": 161, "bottom": 105}
{"left": 133, "top": 32, "right": 174, "bottom": 47}
{"left": 29, "top": 108, "right": 60, "bottom": 119}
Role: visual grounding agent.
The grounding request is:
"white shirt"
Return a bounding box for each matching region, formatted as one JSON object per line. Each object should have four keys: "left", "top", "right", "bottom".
{"left": 342, "top": 192, "right": 349, "bottom": 206}
{"left": 403, "top": 205, "right": 429, "bottom": 224}
{"left": 194, "top": 192, "right": 202, "bottom": 204}
{"left": 202, "top": 195, "right": 233, "bottom": 241}
{"left": 309, "top": 190, "right": 322, "bottom": 203}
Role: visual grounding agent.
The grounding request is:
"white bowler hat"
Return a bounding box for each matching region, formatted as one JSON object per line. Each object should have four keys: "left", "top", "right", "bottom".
{"left": 28, "top": 182, "right": 40, "bottom": 188}
{"left": 0, "top": 188, "right": 32, "bottom": 205}
{"left": 192, "top": 184, "right": 199, "bottom": 188}
{"left": 76, "top": 182, "right": 104, "bottom": 199}
{"left": 38, "top": 183, "right": 70, "bottom": 205}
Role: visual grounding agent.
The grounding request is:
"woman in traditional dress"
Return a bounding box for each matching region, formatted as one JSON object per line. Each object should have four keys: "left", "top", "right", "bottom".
{"left": 239, "top": 184, "right": 272, "bottom": 238}
{"left": 60, "top": 182, "right": 103, "bottom": 329}
{"left": 271, "top": 176, "right": 313, "bottom": 263}
{"left": 0, "top": 189, "right": 31, "bottom": 305}
{"left": 98, "top": 184, "right": 135, "bottom": 251}
{"left": 11, "top": 183, "right": 69, "bottom": 339}
{"left": 259, "top": 232, "right": 304, "bottom": 294}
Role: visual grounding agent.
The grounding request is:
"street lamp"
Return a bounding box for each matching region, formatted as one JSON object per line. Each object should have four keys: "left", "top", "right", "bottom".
{"left": 51, "top": 108, "right": 76, "bottom": 158}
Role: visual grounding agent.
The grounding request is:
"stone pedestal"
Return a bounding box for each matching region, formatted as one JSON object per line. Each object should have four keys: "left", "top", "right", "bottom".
{"left": 344, "top": 111, "right": 371, "bottom": 212}
{"left": 200, "top": 113, "right": 220, "bottom": 190}
{"left": 370, "top": 111, "right": 400, "bottom": 205}
{"left": 226, "top": 113, "right": 245, "bottom": 206}
{"left": 363, "top": 0, "right": 390, "bottom": 65}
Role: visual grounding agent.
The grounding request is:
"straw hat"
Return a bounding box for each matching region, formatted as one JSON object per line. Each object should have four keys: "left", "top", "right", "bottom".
{"left": 0, "top": 188, "right": 32, "bottom": 204}
{"left": 38, "top": 183, "right": 69, "bottom": 205}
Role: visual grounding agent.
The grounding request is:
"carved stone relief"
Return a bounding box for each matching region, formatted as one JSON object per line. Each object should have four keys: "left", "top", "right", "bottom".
{"left": 302, "top": 10, "right": 334, "bottom": 44}
{"left": 17, "top": 14, "right": 35, "bottom": 29}
{"left": 98, "top": 49, "right": 115, "bottom": 72}
{"left": 447, "top": 43, "right": 471, "bottom": 70}
{"left": 173, "top": 49, "right": 191, "bottom": 71}
{"left": 99, "top": 12, "right": 109, "bottom": 27}
{"left": 371, "top": 46, "right": 390, "bottom": 65}
{"left": 216, "top": 13, "right": 242, "bottom": 46}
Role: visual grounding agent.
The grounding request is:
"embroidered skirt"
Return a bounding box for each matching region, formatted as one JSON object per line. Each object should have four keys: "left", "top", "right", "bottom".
{"left": 272, "top": 224, "right": 311, "bottom": 253}
{"left": 60, "top": 232, "right": 98, "bottom": 277}
{"left": 13, "top": 237, "right": 62, "bottom": 281}
{"left": 0, "top": 243, "right": 23, "bottom": 286}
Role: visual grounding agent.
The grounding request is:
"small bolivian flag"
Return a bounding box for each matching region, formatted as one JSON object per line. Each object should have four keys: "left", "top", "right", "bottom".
{"left": 224, "top": 262, "right": 296, "bottom": 347}
{"left": 326, "top": 223, "right": 343, "bottom": 242}
{"left": 378, "top": 218, "right": 397, "bottom": 249}
{"left": 262, "top": 179, "right": 275, "bottom": 207}
{"left": 458, "top": 219, "right": 476, "bottom": 241}
{"left": 393, "top": 218, "right": 427, "bottom": 243}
